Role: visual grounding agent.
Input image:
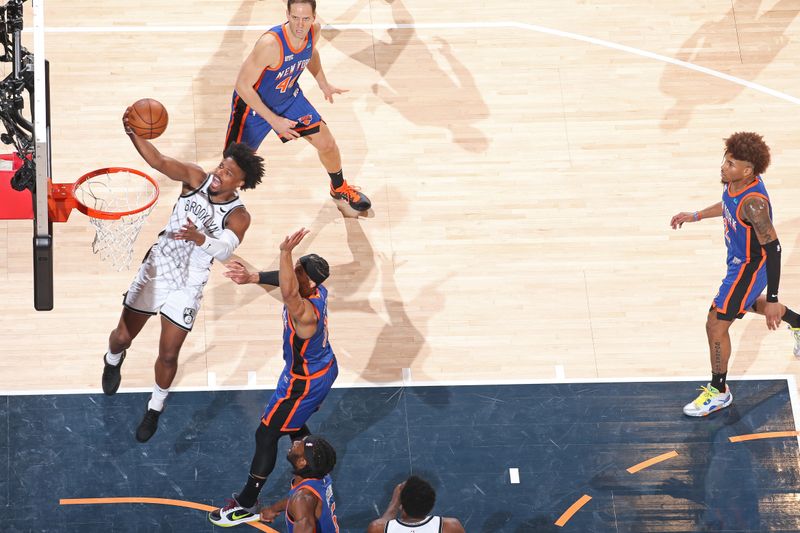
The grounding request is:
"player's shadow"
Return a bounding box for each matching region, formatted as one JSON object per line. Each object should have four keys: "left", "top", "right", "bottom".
{"left": 323, "top": 0, "right": 490, "bottom": 153}
{"left": 659, "top": 0, "right": 799, "bottom": 131}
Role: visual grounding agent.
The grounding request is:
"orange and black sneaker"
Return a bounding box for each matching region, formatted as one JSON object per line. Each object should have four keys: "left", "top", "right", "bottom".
{"left": 330, "top": 180, "right": 371, "bottom": 211}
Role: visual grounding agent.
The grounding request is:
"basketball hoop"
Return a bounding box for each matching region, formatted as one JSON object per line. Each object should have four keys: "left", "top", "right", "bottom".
{"left": 49, "top": 167, "right": 159, "bottom": 270}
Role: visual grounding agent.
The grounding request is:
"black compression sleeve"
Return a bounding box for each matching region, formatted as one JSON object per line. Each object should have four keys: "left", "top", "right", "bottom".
{"left": 765, "top": 239, "right": 781, "bottom": 302}
{"left": 257, "top": 270, "right": 280, "bottom": 286}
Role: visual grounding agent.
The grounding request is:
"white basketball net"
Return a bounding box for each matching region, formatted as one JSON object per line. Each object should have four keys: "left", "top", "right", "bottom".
{"left": 73, "top": 169, "right": 158, "bottom": 271}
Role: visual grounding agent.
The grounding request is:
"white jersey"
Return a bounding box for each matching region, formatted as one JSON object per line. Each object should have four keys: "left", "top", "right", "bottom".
{"left": 148, "top": 174, "right": 245, "bottom": 288}
{"left": 385, "top": 516, "right": 442, "bottom": 533}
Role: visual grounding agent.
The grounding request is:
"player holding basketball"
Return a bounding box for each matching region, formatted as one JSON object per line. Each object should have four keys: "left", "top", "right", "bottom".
{"left": 209, "top": 228, "right": 338, "bottom": 527}
{"left": 225, "top": 0, "right": 371, "bottom": 213}
{"left": 101, "top": 106, "right": 265, "bottom": 442}
{"left": 670, "top": 132, "right": 800, "bottom": 417}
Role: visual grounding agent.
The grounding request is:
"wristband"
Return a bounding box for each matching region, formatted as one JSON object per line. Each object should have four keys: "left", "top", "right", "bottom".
{"left": 257, "top": 270, "right": 280, "bottom": 286}
{"left": 693, "top": 211, "right": 701, "bottom": 221}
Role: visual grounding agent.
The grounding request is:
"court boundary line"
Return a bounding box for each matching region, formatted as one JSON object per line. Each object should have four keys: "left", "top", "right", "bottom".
{"left": 24, "top": 21, "right": 800, "bottom": 106}
{"left": 1, "top": 374, "right": 796, "bottom": 396}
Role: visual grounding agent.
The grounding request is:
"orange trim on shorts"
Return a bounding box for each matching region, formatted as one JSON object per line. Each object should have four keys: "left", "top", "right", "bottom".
{"left": 263, "top": 376, "right": 296, "bottom": 426}
{"left": 719, "top": 263, "right": 746, "bottom": 315}
{"left": 294, "top": 120, "right": 321, "bottom": 133}
{"left": 281, "top": 378, "right": 311, "bottom": 431}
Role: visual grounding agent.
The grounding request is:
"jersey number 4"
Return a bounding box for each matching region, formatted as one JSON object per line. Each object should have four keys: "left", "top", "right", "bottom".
{"left": 276, "top": 73, "right": 302, "bottom": 93}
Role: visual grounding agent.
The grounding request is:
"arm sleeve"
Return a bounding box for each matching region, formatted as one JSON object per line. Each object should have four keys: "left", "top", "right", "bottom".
{"left": 764, "top": 238, "right": 781, "bottom": 303}
{"left": 199, "top": 229, "right": 240, "bottom": 261}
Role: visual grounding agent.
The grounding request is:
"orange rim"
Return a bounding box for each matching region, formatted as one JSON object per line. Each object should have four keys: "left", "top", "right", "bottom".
{"left": 70, "top": 167, "right": 159, "bottom": 220}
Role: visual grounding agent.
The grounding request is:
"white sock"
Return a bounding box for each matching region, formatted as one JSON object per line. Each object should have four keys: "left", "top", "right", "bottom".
{"left": 148, "top": 384, "right": 169, "bottom": 412}
{"left": 105, "top": 350, "right": 124, "bottom": 366}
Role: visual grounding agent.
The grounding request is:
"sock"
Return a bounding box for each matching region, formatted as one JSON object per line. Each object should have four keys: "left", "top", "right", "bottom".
{"left": 105, "top": 350, "right": 124, "bottom": 366}
{"left": 147, "top": 384, "right": 169, "bottom": 412}
{"left": 711, "top": 372, "right": 727, "bottom": 393}
{"left": 237, "top": 474, "right": 266, "bottom": 509}
{"left": 782, "top": 307, "right": 800, "bottom": 328}
{"left": 328, "top": 169, "right": 344, "bottom": 189}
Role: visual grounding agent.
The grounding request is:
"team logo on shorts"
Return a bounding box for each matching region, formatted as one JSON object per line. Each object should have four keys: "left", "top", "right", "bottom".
{"left": 297, "top": 114, "right": 312, "bottom": 126}
{"left": 183, "top": 308, "right": 196, "bottom": 325}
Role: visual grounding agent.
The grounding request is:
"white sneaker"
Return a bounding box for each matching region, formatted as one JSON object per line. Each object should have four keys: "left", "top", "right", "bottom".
{"left": 683, "top": 384, "right": 733, "bottom": 417}
{"left": 208, "top": 494, "right": 260, "bottom": 527}
{"left": 790, "top": 326, "right": 800, "bottom": 357}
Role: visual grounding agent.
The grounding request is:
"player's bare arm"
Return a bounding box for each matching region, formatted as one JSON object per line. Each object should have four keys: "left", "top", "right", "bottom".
{"left": 123, "top": 107, "right": 205, "bottom": 189}
{"left": 307, "top": 28, "right": 348, "bottom": 104}
{"left": 670, "top": 202, "right": 723, "bottom": 229}
{"left": 367, "top": 481, "right": 404, "bottom": 533}
{"left": 235, "top": 34, "right": 299, "bottom": 139}
{"left": 279, "top": 228, "right": 319, "bottom": 336}
{"left": 741, "top": 196, "right": 778, "bottom": 244}
{"left": 285, "top": 491, "right": 320, "bottom": 533}
{"left": 259, "top": 498, "right": 288, "bottom": 523}
{"left": 443, "top": 518, "right": 468, "bottom": 533}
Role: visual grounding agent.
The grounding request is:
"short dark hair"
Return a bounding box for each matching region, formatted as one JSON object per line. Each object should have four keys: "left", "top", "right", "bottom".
{"left": 725, "top": 132, "right": 771, "bottom": 177}
{"left": 223, "top": 142, "right": 265, "bottom": 190}
{"left": 400, "top": 476, "right": 436, "bottom": 518}
{"left": 287, "top": 0, "right": 316, "bottom": 13}
{"left": 303, "top": 436, "right": 336, "bottom": 478}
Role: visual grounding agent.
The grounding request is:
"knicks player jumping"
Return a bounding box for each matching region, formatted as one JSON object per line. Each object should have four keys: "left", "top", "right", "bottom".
{"left": 670, "top": 132, "right": 800, "bottom": 417}
{"left": 209, "top": 228, "right": 338, "bottom": 527}
{"left": 100, "top": 106, "right": 265, "bottom": 442}
{"left": 225, "top": 0, "right": 371, "bottom": 214}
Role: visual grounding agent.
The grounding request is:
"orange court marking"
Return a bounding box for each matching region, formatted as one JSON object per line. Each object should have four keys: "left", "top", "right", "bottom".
{"left": 554, "top": 494, "right": 592, "bottom": 527}
{"left": 626, "top": 450, "right": 678, "bottom": 474}
{"left": 729, "top": 431, "right": 800, "bottom": 443}
{"left": 59, "top": 497, "right": 278, "bottom": 532}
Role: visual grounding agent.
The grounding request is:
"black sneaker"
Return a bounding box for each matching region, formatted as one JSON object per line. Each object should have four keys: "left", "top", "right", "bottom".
{"left": 330, "top": 180, "right": 371, "bottom": 211}
{"left": 136, "top": 408, "right": 162, "bottom": 443}
{"left": 101, "top": 350, "right": 126, "bottom": 395}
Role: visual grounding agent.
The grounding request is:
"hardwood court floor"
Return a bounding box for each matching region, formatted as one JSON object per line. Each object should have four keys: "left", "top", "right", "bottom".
{"left": 2, "top": 0, "right": 800, "bottom": 393}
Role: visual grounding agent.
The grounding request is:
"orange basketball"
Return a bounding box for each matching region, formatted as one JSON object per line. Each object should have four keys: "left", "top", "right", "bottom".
{"left": 127, "top": 98, "right": 168, "bottom": 140}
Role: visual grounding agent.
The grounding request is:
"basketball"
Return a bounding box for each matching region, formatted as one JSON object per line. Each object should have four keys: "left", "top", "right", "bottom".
{"left": 127, "top": 98, "right": 169, "bottom": 139}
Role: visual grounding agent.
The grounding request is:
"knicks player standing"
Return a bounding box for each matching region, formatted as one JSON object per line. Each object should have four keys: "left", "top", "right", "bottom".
{"left": 100, "top": 106, "right": 265, "bottom": 442}
{"left": 225, "top": 0, "right": 371, "bottom": 213}
{"left": 670, "top": 132, "right": 800, "bottom": 417}
{"left": 209, "top": 228, "right": 338, "bottom": 527}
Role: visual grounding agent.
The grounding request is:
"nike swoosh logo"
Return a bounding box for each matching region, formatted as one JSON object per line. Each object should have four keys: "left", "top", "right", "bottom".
{"left": 220, "top": 208, "right": 228, "bottom": 213}
{"left": 230, "top": 511, "right": 251, "bottom": 521}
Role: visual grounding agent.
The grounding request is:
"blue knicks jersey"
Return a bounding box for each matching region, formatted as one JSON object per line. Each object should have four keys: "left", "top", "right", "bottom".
{"left": 250, "top": 23, "right": 315, "bottom": 110}
{"left": 282, "top": 284, "right": 334, "bottom": 377}
{"left": 721, "top": 177, "right": 771, "bottom": 266}
{"left": 286, "top": 475, "right": 339, "bottom": 533}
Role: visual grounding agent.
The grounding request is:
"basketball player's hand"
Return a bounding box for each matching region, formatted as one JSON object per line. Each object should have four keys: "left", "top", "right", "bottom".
{"left": 122, "top": 107, "right": 135, "bottom": 136}
{"left": 272, "top": 117, "right": 300, "bottom": 140}
{"left": 224, "top": 261, "right": 258, "bottom": 284}
{"left": 173, "top": 220, "right": 205, "bottom": 246}
{"left": 764, "top": 301, "right": 782, "bottom": 330}
{"left": 670, "top": 212, "right": 696, "bottom": 229}
{"left": 319, "top": 81, "right": 348, "bottom": 104}
{"left": 280, "top": 228, "right": 310, "bottom": 252}
{"left": 260, "top": 505, "right": 281, "bottom": 523}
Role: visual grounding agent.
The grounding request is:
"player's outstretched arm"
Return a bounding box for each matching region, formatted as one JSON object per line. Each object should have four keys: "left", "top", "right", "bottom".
{"left": 307, "top": 27, "right": 349, "bottom": 104}
{"left": 367, "top": 482, "right": 404, "bottom": 533}
{"left": 279, "top": 228, "right": 318, "bottom": 332}
{"left": 123, "top": 107, "right": 205, "bottom": 187}
{"left": 670, "top": 202, "right": 723, "bottom": 229}
{"left": 259, "top": 498, "right": 288, "bottom": 523}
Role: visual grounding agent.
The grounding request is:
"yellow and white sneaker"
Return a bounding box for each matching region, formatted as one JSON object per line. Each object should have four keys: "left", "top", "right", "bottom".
{"left": 790, "top": 326, "right": 800, "bottom": 357}
{"left": 683, "top": 384, "right": 733, "bottom": 417}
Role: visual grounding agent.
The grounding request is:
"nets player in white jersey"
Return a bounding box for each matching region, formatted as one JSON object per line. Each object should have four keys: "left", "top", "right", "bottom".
{"left": 101, "top": 106, "right": 265, "bottom": 443}
{"left": 367, "top": 476, "right": 466, "bottom": 533}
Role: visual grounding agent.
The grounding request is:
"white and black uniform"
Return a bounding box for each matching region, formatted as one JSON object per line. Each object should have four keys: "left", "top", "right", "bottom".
{"left": 385, "top": 516, "right": 443, "bottom": 533}
{"left": 124, "top": 174, "right": 245, "bottom": 330}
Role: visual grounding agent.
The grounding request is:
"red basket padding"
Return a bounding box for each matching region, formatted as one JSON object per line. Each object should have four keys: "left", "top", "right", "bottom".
{"left": 0, "top": 153, "right": 33, "bottom": 220}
